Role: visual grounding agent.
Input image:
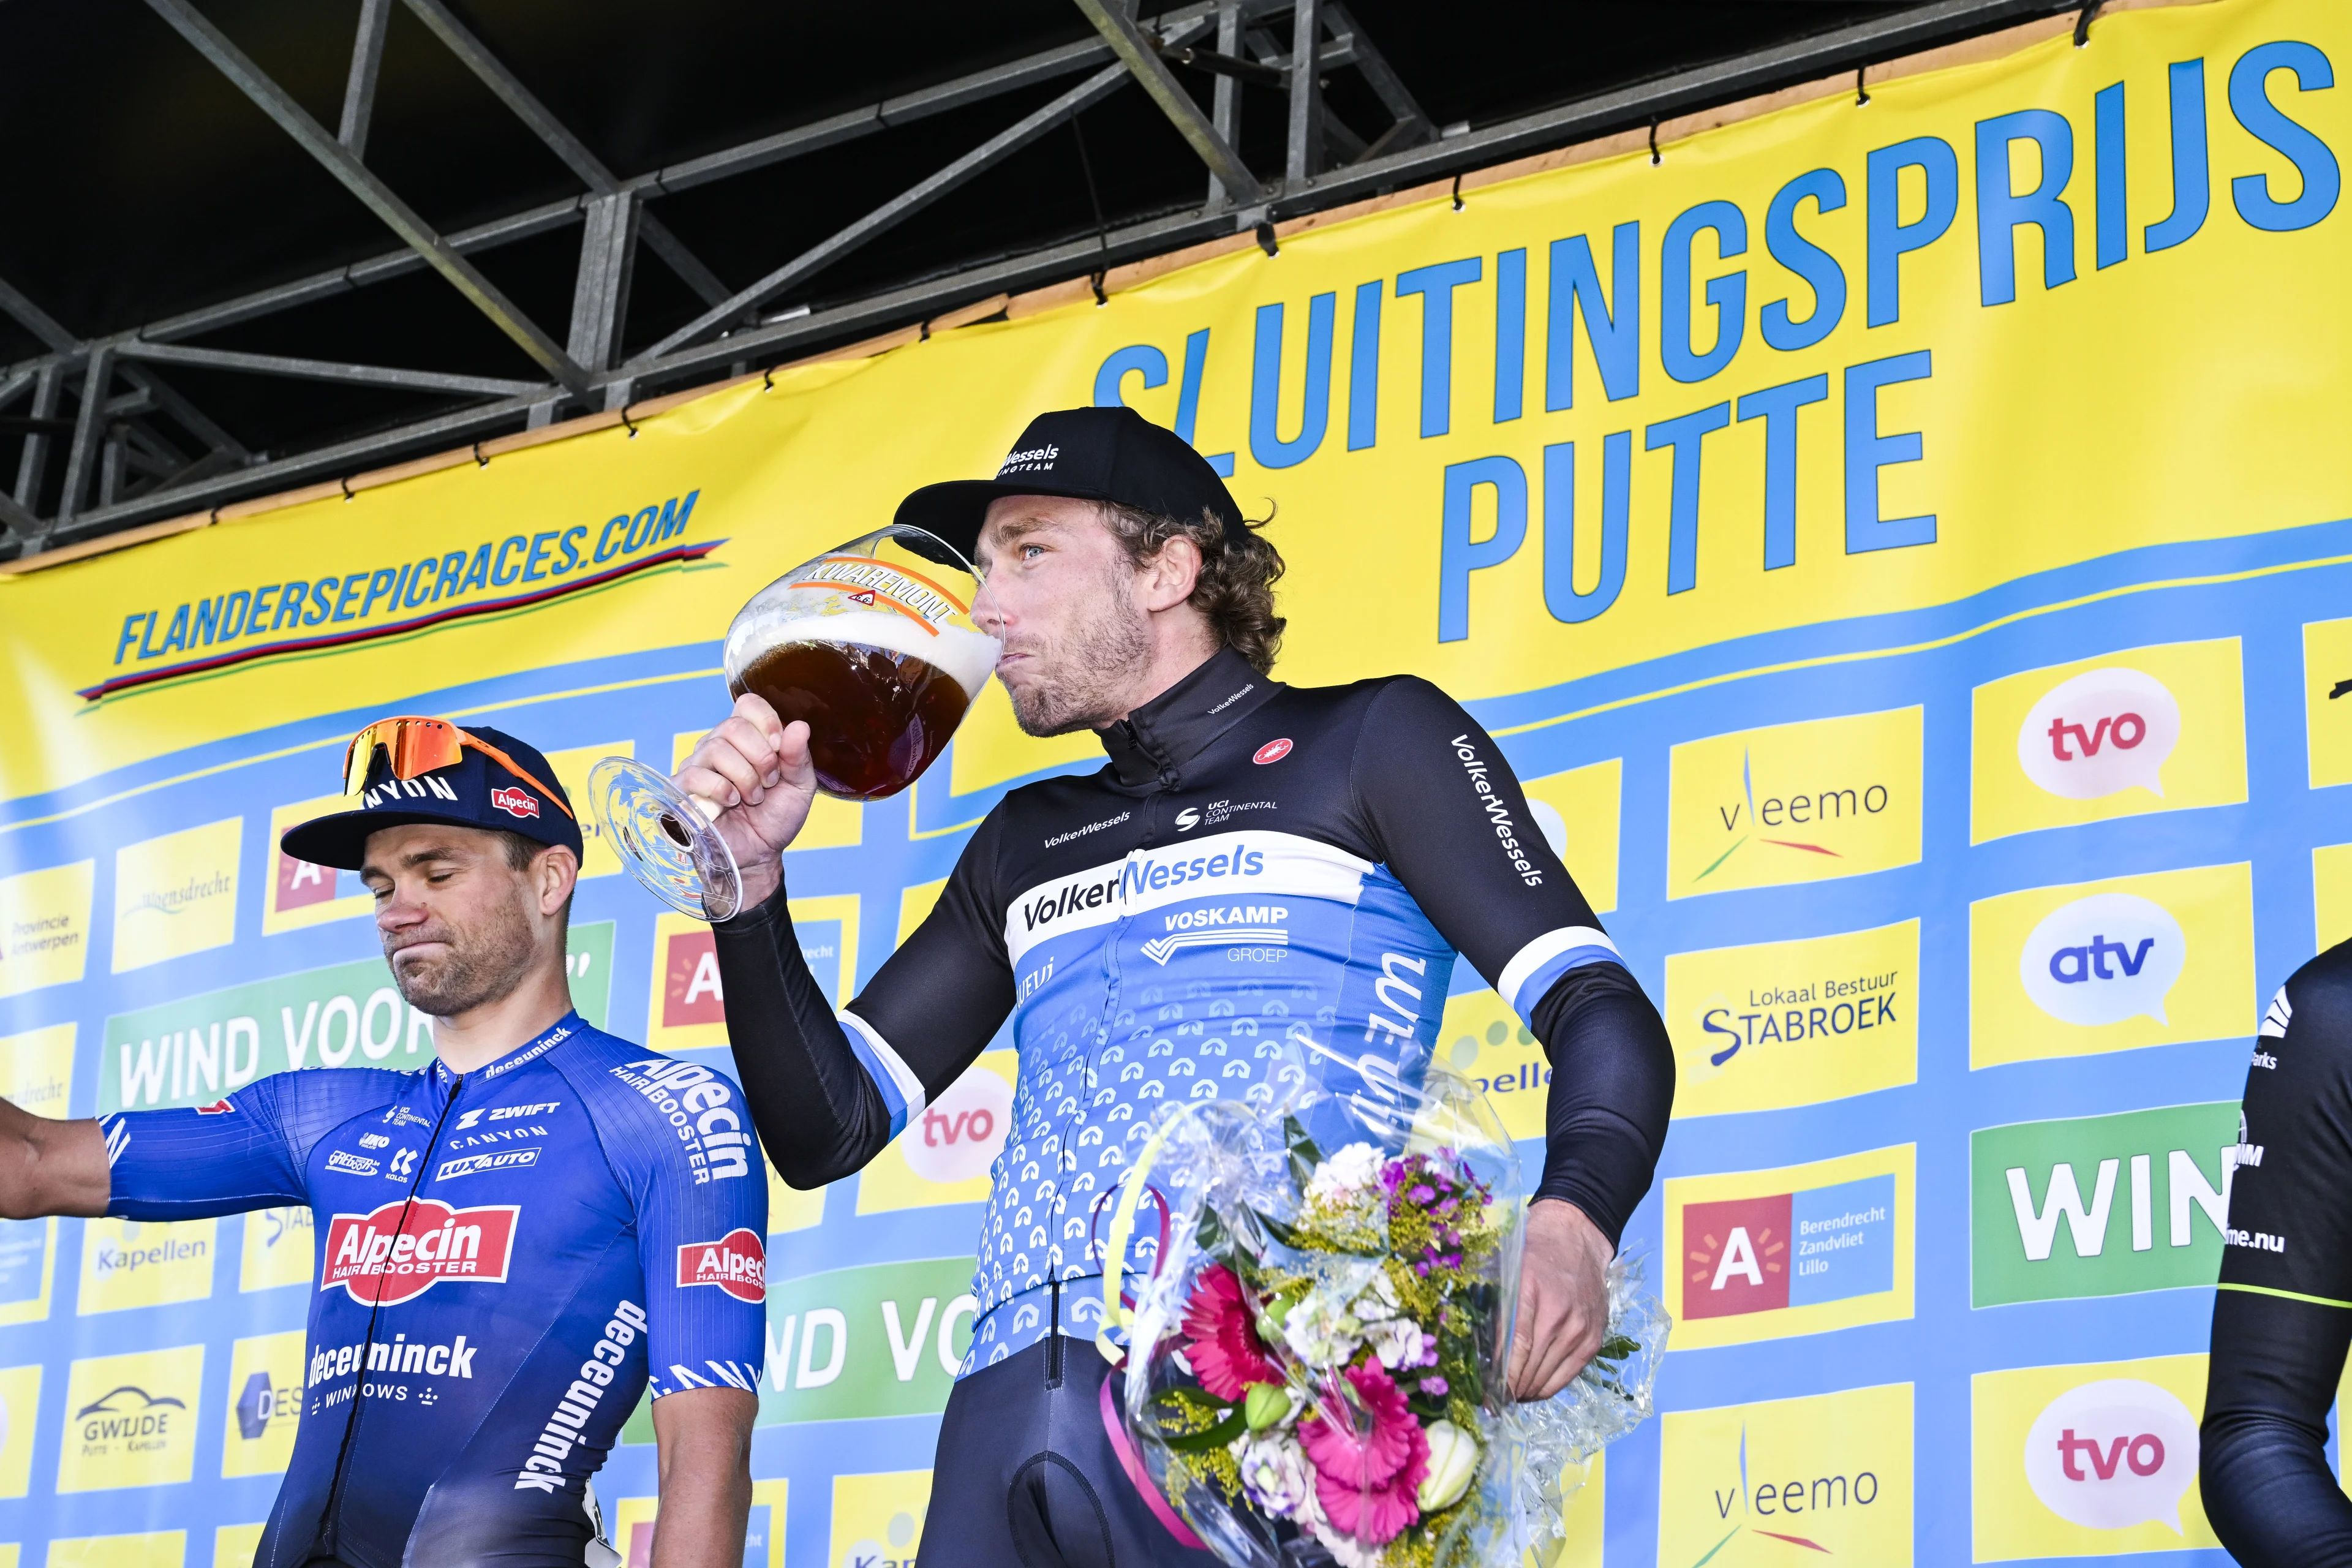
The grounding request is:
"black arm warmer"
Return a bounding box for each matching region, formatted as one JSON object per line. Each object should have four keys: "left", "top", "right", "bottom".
{"left": 2199, "top": 941, "right": 2352, "bottom": 1563}
{"left": 707, "top": 887, "right": 894, "bottom": 1189}
{"left": 2202, "top": 1289, "right": 2352, "bottom": 1563}
{"left": 1528, "top": 961, "right": 1677, "bottom": 1248}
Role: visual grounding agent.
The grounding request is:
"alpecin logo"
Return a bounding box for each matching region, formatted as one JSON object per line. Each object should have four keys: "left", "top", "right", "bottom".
{"left": 490, "top": 787, "right": 540, "bottom": 820}
{"left": 677, "top": 1228, "right": 766, "bottom": 1303}
{"left": 322, "top": 1197, "right": 518, "bottom": 1305}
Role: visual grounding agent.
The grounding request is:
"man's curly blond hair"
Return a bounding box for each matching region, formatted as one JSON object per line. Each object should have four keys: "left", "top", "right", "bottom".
{"left": 1099, "top": 502, "right": 1286, "bottom": 675}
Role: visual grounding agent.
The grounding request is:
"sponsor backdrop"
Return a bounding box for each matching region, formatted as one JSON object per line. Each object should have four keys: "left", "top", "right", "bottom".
{"left": 1, "top": 1, "right": 2348, "bottom": 1561}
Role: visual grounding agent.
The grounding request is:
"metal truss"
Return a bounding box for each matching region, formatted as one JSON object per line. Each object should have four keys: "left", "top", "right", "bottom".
{"left": 0, "top": 0, "right": 2066, "bottom": 560}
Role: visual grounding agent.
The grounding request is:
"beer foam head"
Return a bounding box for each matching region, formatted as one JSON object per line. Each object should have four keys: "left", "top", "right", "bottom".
{"left": 726, "top": 601, "right": 999, "bottom": 698}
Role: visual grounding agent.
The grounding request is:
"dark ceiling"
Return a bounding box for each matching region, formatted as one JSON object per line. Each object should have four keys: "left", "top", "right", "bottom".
{"left": 0, "top": 0, "right": 2073, "bottom": 555}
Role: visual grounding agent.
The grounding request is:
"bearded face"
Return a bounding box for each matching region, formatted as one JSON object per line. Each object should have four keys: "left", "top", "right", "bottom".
{"left": 978, "top": 499, "right": 1160, "bottom": 738}
{"left": 1000, "top": 551, "right": 1154, "bottom": 737}
{"left": 383, "top": 881, "right": 541, "bottom": 1017}
{"left": 363, "top": 826, "right": 559, "bottom": 1020}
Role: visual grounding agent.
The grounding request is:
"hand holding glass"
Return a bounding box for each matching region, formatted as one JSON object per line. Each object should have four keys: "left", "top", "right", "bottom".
{"left": 589, "top": 524, "right": 998, "bottom": 920}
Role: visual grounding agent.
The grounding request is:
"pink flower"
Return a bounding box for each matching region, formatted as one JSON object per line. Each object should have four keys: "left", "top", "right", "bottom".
{"left": 1182, "top": 1264, "right": 1280, "bottom": 1401}
{"left": 1298, "top": 1361, "right": 1430, "bottom": 1544}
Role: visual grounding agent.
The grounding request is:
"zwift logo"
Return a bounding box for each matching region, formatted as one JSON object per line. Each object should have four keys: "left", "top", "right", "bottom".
{"left": 2018, "top": 893, "right": 2184, "bottom": 1026}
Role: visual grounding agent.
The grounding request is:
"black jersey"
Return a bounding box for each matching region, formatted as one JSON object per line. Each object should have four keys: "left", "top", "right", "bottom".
{"left": 2202, "top": 940, "right": 2352, "bottom": 1562}
{"left": 712, "top": 647, "right": 1673, "bottom": 1368}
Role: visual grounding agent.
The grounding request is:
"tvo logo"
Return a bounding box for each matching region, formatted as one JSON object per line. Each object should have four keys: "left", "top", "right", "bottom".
{"left": 2023, "top": 1379, "right": 2198, "bottom": 1532}
{"left": 2020, "top": 893, "right": 2184, "bottom": 1027}
{"left": 902, "top": 1066, "right": 1012, "bottom": 1186}
{"left": 2018, "top": 668, "right": 2180, "bottom": 801}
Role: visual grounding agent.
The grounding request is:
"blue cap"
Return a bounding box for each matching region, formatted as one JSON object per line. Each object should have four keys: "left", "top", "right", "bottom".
{"left": 279, "top": 724, "right": 584, "bottom": 872}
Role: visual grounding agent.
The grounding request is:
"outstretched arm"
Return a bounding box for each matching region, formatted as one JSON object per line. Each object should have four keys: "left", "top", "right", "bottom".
{"left": 650, "top": 1386, "right": 758, "bottom": 1568}
{"left": 0, "top": 1101, "right": 107, "bottom": 1220}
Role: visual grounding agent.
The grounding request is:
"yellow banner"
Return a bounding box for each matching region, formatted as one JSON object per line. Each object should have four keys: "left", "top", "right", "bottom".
{"left": 2, "top": 0, "right": 2345, "bottom": 802}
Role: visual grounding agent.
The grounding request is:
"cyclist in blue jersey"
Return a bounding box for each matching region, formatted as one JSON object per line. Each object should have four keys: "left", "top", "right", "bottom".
{"left": 0, "top": 720, "right": 764, "bottom": 1568}
{"left": 677, "top": 407, "right": 1675, "bottom": 1565}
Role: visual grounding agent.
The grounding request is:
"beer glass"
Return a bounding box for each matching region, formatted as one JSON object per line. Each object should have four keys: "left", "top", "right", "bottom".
{"left": 589, "top": 524, "right": 999, "bottom": 920}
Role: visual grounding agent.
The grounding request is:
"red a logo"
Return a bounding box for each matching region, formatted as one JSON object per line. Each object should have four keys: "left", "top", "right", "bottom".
{"left": 1682, "top": 1193, "right": 1793, "bottom": 1319}
{"left": 676, "top": 1227, "right": 765, "bottom": 1303}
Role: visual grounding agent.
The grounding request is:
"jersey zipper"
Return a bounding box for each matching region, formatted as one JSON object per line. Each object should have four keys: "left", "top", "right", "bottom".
{"left": 317, "top": 1071, "right": 465, "bottom": 1558}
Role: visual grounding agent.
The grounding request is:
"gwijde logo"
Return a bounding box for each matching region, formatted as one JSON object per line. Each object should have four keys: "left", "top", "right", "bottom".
{"left": 2018, "top": 894, "right": 2184, "bottom": 1027}
{"left": 2018, "top": 669, "right": 2180, "bottom": 801}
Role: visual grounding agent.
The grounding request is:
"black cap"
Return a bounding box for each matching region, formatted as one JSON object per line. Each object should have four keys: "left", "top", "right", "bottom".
{"left": 895, "top": 406, "right": 1244, "bottom": 565}
{"left": 280, "top": 724, "right": 585, "bottom": 872}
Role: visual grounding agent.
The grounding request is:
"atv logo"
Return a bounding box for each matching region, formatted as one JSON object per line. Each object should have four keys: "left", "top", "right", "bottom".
{"left": 490, "top": 786, "right": 540, "bottom": 820}
{"left": 2019, "top": 893, "right": 2185, "bottom": 1027}
{"left": 677, "top": 1227, "right": 766, "bottom": 1303}
{"left": 322, "top": 1197, "right": 518, "bottom": 1305}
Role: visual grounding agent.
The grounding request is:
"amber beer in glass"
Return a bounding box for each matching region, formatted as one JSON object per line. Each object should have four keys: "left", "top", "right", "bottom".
{"left": 722, "top": 532, "right": 998, "bottom": 800}
{"left": 587, "top": 524, "right": 998, "bottom": 921}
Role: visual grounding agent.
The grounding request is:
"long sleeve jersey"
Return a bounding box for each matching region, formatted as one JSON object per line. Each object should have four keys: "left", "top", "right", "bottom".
{"left": 712, "top": 647, "right": 1674, "bottom": 1368}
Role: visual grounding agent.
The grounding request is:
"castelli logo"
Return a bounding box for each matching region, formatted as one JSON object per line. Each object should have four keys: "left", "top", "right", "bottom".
{"left": 489, "top": 786, "right": 540, "bottom": 820}
{"left": 1253, "top": 738, "right": 1293, "bottom": 766}
{"left": 677, "top": 1227, "right": 766, "bottom": 1303}
{"left": 321, "top": 1197, "right": 518, "bottom": 1305}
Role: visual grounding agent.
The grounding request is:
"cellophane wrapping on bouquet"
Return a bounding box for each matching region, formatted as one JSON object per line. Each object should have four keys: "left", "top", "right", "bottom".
{"left": 1113, "top": 1068, "right": 1668, "bottom": 1567}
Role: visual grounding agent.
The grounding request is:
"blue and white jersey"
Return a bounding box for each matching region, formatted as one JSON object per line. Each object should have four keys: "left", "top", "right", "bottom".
{"left": 715, "top": 647, "right": 1672, "bottom": 1379}
{"left": 100, "top": 1013, "right": 766, "bottom": 1568}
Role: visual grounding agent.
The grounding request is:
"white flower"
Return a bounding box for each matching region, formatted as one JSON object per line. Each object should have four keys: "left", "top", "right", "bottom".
{"left": 1235, "top": 1431, "right": 1314, "bottom": 1517}
{"left": 1305, "top": 1142, "right": 1385, "bottom": 1207}
{"left": 1280, "top": 1286, "right": 1364, "bottom": 1368}
{"left": 1310, "top": 1519, "right": 1386, "bottom": 1568}
{"left": 1365, "top": 1315, "right": 1431, "bottom": 1371}
{"left": 1418, "top": 1420, "right": 1479, "bottom": 1512}
{"left": 1352, "top": 1268, "right": 1402, "bottom": 1322}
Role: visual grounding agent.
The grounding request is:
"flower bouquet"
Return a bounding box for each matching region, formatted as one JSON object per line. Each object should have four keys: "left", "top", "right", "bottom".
{"left": 1099, "top": 1070, "right": 1665, "bottom": 1567}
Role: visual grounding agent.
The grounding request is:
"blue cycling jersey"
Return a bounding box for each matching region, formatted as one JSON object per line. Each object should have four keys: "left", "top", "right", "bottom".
{"left": 101, "top": 1012, "right": 766, "bottom": 1568}
{"left": 713, "top": 649, "right": 1674, "bottom": 1379}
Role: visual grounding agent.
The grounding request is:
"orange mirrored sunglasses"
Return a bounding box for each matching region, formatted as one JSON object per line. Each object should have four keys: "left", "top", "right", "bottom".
{"left": 342, "top": 715, "right": 575, "bottom": 821}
